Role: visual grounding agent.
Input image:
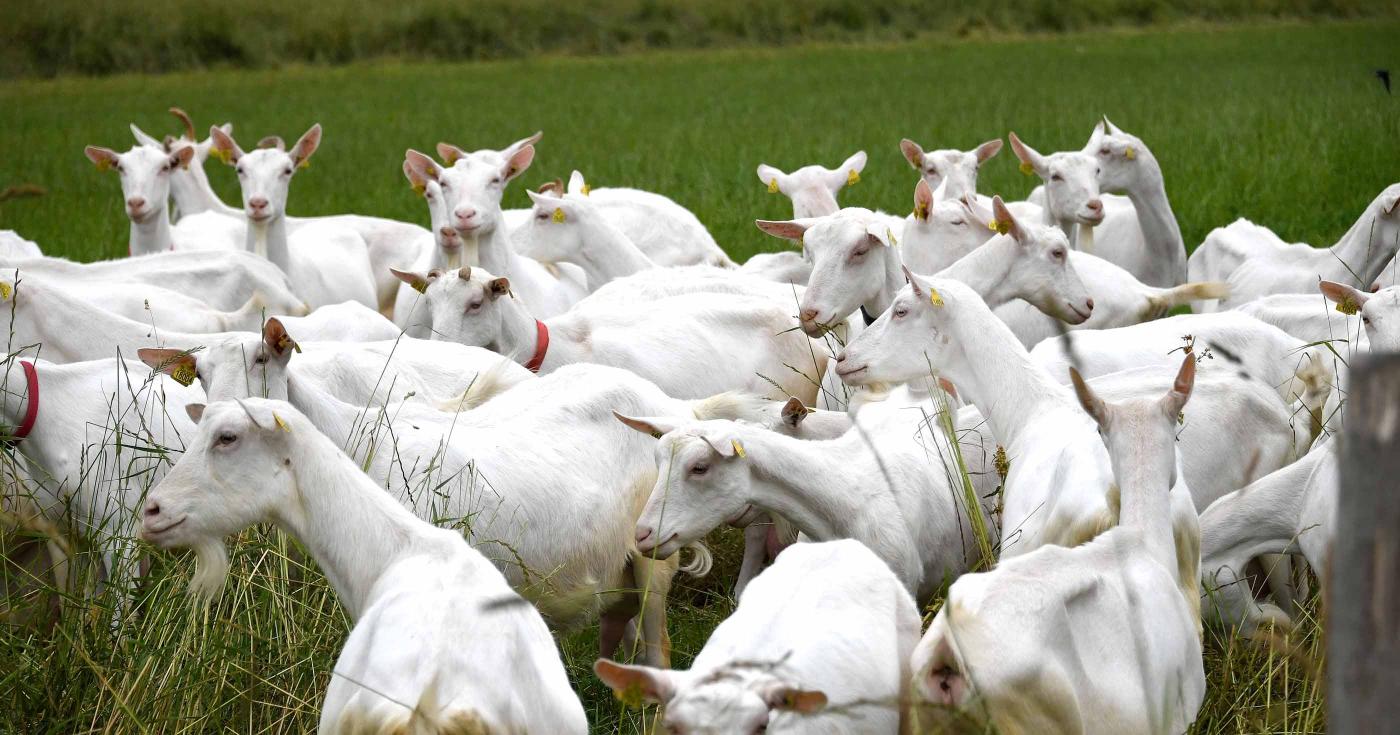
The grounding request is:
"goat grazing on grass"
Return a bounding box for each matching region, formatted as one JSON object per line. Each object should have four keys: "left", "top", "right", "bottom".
{"left": 140, "top": 399, "right": 588, "bottom": 734}
{"left": 911, "top": 354, "right": 1205, "bottom": 734}
{"left": 596, "top": 540, "right": 919, "bottom": 735}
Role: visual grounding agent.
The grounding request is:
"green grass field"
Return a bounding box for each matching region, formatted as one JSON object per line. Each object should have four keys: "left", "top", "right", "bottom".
{"left": 1, "top": 19, "right": 1396, "bottom": 733}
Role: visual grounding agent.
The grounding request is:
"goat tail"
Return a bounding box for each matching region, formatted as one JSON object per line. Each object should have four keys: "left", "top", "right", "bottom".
{"left": 1145, "top": 281, "right": 1230, "bottom": 318}
{"left": 679, "top": 541, "right": 713, "bottom": 579}
{"left": 436, "top": 358, "right": 532, "bottom": 413}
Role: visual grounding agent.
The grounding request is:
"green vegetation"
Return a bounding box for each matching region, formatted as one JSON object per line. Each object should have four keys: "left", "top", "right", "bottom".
{"left": 1, "top": 20, "right": 1395, "bottom": 733}
{"left": 3, "top": 0, "right": 1395, "bottom": 79}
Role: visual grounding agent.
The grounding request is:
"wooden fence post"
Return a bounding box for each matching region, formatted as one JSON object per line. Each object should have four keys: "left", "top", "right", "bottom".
{"left": 1332, "top": 353, "right": 1400, "bottom": 732}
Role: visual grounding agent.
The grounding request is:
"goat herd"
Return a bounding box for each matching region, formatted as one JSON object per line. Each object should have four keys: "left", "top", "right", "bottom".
{"left": 3, "top": 106, "right": 1397, "bottom": 733}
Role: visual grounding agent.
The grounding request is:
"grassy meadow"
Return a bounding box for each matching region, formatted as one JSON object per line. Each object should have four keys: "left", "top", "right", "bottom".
{"left": 0, "top": 19, "right": 1396, "bottom": 733}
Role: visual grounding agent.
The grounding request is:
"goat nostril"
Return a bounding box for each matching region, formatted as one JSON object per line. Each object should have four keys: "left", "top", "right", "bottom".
{"left": 143, "top": 500, "right": 161, "bottom": 518}
{"left": 835, "top": 351, "right": 847, "bottom": 363}
{"left": 635, "top": 527, "right": 653, "bottom": 544}
{"left": 1087, "top": 199, "right": 1103, "bottom": 211}
{"left": 799, "top": 309, "right": 818, "bottom": 323}
{"left": 127, "top": 197, "right": 145, "bottom": 209}
{"left": 1086, "top": 298, "right": 1095, "bottom": 310}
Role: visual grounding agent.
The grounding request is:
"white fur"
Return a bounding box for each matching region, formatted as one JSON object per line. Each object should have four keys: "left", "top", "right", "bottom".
{"left": 899, "top": 137, "right": 1003, "bottom": 203}
{"left": 595, "top": 540, "right": 919, "bottom": 734}
{"left": 140, "top": 399, "right": 588, "bottom": 733}
{"left": 910, "top": 356, "right": 1204, "bottom": 734}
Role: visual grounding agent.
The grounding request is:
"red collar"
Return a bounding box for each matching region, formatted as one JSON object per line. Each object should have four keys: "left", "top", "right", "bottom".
{"left": 525, "top": 320, "right": 550, "bottom": 373}
{"left": 7, "top": 360, "right": 38, "bottom": 444}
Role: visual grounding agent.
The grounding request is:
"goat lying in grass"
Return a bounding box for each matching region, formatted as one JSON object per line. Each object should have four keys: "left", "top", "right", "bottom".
{"left": 911, "top": 354, "right": 1205, "bottom": 734}
{"left": 140, "top": 399, "right": 588, "bottom": 734}
{"left": 596, "top": 540, "right": 919, "bottom": 734}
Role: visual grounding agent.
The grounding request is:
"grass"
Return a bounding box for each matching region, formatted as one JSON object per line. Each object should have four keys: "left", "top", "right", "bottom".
{"left": 0, "top": 19, "right": 1393, "bottom": 733}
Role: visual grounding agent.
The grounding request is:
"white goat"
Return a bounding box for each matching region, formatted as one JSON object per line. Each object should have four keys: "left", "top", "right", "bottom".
{"left": 899, "top": 136, "right": 1003, "bottom": 202}
{"left": 129, "top": 108, "right": 245, "bottom": 250}
{"left": 516, "top": 184, "right": 655, "bottom": 290}
{"left": 1007, "top": 131, "right": 1114, "bottom": 246}
{"left": 1081, "top": 117, "right": 1189, "bottom": 287}
{"left": 756, "top": 151, "right": 868, "bottom": 219}
{"left": 393, "top": 160, "right": 470, "bottom": 337}
{"left": 1237, "top": 292, "right": 1367, "bottom": 353}
{"left": 395, "top": 266, "right": 831, "bottom": 405}
{"left": 911, "top": 354, "right": 1204, "bottom": 734}
{"left": 84, "top": 142, "right": 200, "bottom": 255}
{"left": 1198, "top": 441, "right": 1336, "bottom": 634}
{"left": 1, "top": 249, "right": 305, "bottom": 312}
{"left": 6, "top": 268, "right": 264, "bottom": 334}
{"left": 208, "top": 124, "right": 379, "bottom": 310}
{"left": 595, "top": 540, "right": 920, "bottom": 735}
{"left": 1319, "top": 280, "right": 1400, "bottom": 352}
{"left": 1190, "top": 183, "right": 1400, "bottom": 310}
{"left": 897, "top": 182, "right": 990, "bottom": 276}
{"left": 0, "top": 357, "right": 203, "bottom": 590}
{"left": 757, "top": 199, "right": 1093, "bottom": 338}
{"left": 834, "top": 277, "right": 1201, "bottom": 608}
{"left": 617, "top": 393, "right": 991, "bottom": 602}
{"left": 139, "top": 399, "right": 588, "bottom": 734}
{"left": 403, "top": 142, "right": 588, "bottom": 317}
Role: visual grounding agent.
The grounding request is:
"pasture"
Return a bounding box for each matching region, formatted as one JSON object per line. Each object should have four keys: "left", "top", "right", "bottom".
{"left": 0, "top": 19, "right": 1395, "bottom": 734}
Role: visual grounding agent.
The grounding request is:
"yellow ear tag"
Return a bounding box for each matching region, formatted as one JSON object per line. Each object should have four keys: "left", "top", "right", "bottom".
{"left": 1019, "top": 161, "right": 1035, "bottom": 176}
{"left": 887, "top": 228, "right": 897, "bottom": 247}
{"left": 1336, "top": 296, "right": 1359, "bottom": 315}
{"left": 411, "top": 181, "right": 426, "bottom": 196}
{"left": 409, "top": 277, "right": 428, "bottom": 294}
{"left": 929, "top": 288, "right": 944, "bottom": 307}
{"left": 95, "top": 158, "right": 115, "bottom": 172}
{"left": 767, "top": 178, "right": 779, "bottom": 194}
{"left": 273, "top": 413, "right": 292, "bottom": 433}
{"left": 914, "top": 202, "right": 929, "bottom": 221}
{"left": 551, "top": 208, "right": 566, "bottom": 223}
{"left": 731, "top": 439, "right": 746, "bottom": 458}
{"left": 616, "top": 681, "right": 644, "bottom": 709}
{"left": 846, "top": 169, "right": 860, "bottom": 186}
{"left": 990, "top": 218, "right": 1012, "bottom": 235}
{"left": 278, "top": 335, "right": 302, "bottom": 354}
{"left": 211, "top": 147, "right": 232, "bottom": 165}
{"left": 1125, "top": 146, "right": 1137, "bottom": 161}
{"left": 442, "top": 150, "right": 459, "bottom": 165}
{"left": 581, "top": 183, "right": 591, "bottom": 196}
{"left": 0, "top": 282, "right": 11, "bottom": 301}
{"left": 297, "top": 158, "right": 310, "bottom": 170}
{"left": 171, "top": 363, "right": 196, "bottom": 387}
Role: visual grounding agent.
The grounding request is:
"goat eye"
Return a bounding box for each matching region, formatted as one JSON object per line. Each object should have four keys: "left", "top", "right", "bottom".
{"left": 1052, "top": 249, "right": 1066, "bottom": 260}
{"left": 1099, "top": 147, "right": 1111, "bottom": 156}
{"left": 254, "top": 354, "right": 268, "bottom": 365}
{"left": 1096, "top": 167, "right": 1101, "bottom": 175}
{"left": 467, "top": 301, "right": 482, "bottom": 311}
{"left": 949, "top": 219, "right": 964, "bottom": 227}
{"left": 491, "top": 177, "right": 502, "bottom": 185}
{"left": 690, "top": 464, "right": 709, "bottom": 476}
{"left": 893, "top": 306, "right": 909, "bottom": 318}
{"left": 1051, "top": 173, "right": 1063, "bottom": 182}
{"left": 217, "top": 432, "right": 238, "bottom": 446}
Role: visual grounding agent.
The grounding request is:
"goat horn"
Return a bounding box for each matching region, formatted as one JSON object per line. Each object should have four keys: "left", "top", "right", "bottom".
{"left": 169, "top": 107, "right": 196, "bottom": 140}
{"left": 458, "top": 267, "right": 471, "bottom": 281}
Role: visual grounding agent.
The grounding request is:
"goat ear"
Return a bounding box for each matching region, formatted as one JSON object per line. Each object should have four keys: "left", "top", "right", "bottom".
{"left": 1162, "top": 353, "right": 1196, "bottom": 417}
{"left": 502, "top": 145, "right": 535, "bottom": 181}
{"left": 84, "top": 146, "right": 121, "bottom": 172}
{"left": 487, "top": 277, "right": 512, "bottom": 299}
{"left": 186, "top": 403, "right": 205, "bottom": 424}
{"left": 1320, "top": 280, "right": 1369, "bottom": 312}
{"left": 612, "top": 412, "right": 678, "bottom": 439}
{"left": 138, "top": 348, "right": 197, "bottom": 385}
{"left": 913, "top": 179, "right": 934, "bottom": 221}
{"left": 504, "top": 131, "right": 543, "bottom": 157}
{"left": 262, "top": 317, "right": 300, "bottom": 358}
{"left": 1069, "top": 367, "right": 1108, "bottom": 427}
{"left": 130, "top": 124, "right": 161, "bottom": 148}
{"left": 1008, "top": 132, "right": 1046, "bottom": 178}
{"left": 700, "top": 431, "right": 738, "bottom": 458}
{"left": 567, "top": 170, "right": 587, "bottom": 195}
{"left": 169, "top": 107, "right": 197, "bottom": 140}
{"left": 756, "top": 163, "right": 787, "bottom": 193}
{"left": 829, "top": 150, "right": 866, "bottom": 190}
{"left": 960, "top": 194, "right": 992, "bottom": 229}
{"left": 766, "top": 687, "right": 827, "bottom": 714}
{"left": 902, "top": 265, "right": 927, "bottom": 301}
{"left": 170, "top": 146, "right": 195, "bottom": 170}
{"left": 755, "top": 219, "right": 809, "bottom": 242}
{"left": 390, "top": 268, "right": 432, "bottom": 294}
{"left": 780, "top": 397, "right": 809, "bottom": 429}
{"left": 1102, "top": 116, "right": 1123, "bottom": 135}
{"left": 991, "top": 196, "right": 1024, "bottom": 242}
{"left": 257, "top": 135, "right": 286, "bottom": 151}
{"left": 974, "top": 138, "right": 1004, "bottom": 164}
{"left": 436, "top": 142, "right": 468, "bottom": 166}
{"left": 209, "top": 125, "right": 243, "bottom": 165}
{"left": 537, "top": 178, "right": 563, "bottom": 195}
{"left": 405, "top": 149, "right": 441, "bottom": 182}
{"left": 403, "top": 160, "right": 428, "bottom": 195}
{"left": 289, "top": 124, "right": 321, "bottom": 168}
{"left": 900, "top": 138, "right": 925, "bottom": 169}
{"left": 593, "top": 660, "right": 676, "bottom": 705}
{"left": 1381, "top": 188, "right": 1400, "bottom": 216}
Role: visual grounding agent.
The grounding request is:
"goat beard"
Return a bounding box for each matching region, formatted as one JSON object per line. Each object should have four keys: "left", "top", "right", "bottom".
{"left": 188, "top": 538, "right": 230, "bottom": 601}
